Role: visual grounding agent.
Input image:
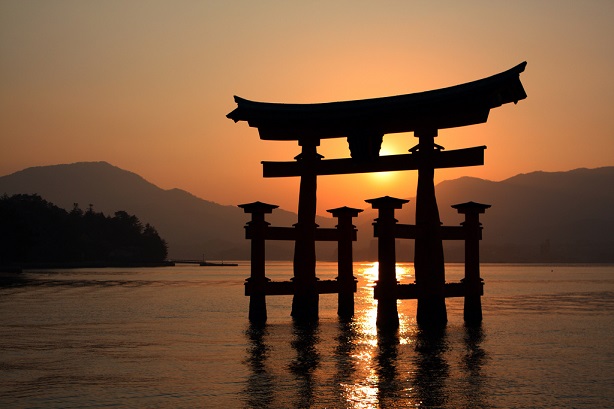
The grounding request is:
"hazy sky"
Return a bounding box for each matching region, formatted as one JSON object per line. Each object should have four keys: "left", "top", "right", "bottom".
{"left": 1, "top": 1, "right": 613, "bottom": 214}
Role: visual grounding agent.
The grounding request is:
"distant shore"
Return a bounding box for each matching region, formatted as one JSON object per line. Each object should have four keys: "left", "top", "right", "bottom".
{"left": 170, "top": 260, "right": 239, "bottom": 267}
{"left": 0, "top": 261, "right": 175, "bottom": 273}
{"left": 0, "top": 260, "right": 247, "bottom": 273}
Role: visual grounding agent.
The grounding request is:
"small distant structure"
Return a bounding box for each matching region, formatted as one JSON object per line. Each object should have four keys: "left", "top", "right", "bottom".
{"left": 170, "top": 259, "right": 238, "bottom": 267}
{"left": 228, "top": 62, "right": 527, "bottom": 326}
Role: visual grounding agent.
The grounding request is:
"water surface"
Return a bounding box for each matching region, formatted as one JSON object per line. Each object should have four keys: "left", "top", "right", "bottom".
{"left": 1, "top": 263, "right": 613, "bottom": 408}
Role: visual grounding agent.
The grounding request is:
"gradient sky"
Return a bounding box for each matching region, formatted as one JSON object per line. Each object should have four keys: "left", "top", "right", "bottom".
{"left": 1, "top": 1, "right": 613, "bottom": 214}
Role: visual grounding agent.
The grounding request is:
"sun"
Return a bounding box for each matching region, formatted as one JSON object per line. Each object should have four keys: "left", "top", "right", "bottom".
{"left": 368, "top": 147, "right": 401, "bottom": 183}
{"left": 370, "top": 170, "right": 396, "bottom": 182}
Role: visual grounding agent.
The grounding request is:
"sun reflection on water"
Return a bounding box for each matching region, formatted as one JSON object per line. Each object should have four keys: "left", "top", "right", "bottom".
{"left": 360, "top": 262, "right": 414, "bottom": 283}
{"left": 341, "top": 377, "right": 380, "bottom": 408}
{"left": 339, "top": 262, "right": 418, "bottom": 408}
{"left": 356, "top": 262, "right": 415, "bottom": 341}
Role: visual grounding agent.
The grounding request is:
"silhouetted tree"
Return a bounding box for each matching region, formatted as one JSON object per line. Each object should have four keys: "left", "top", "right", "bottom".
{"left": 141, "top": 223, "right": 168, "bottom": 262}
{"left": 0, "top": 194, "right": 168, "bottom": 265}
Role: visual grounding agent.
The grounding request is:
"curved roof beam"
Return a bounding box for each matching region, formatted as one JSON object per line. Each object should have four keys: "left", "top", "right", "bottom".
{"left": 227, "top": 62, "right": 527, "bottom": 141}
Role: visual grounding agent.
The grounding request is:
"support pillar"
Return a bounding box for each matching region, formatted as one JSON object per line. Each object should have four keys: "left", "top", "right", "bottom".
{"left": 452, "top": 201, "right": 491, "bottom": 325}
{"left": 366, "top": 196, "right": 409, "bottom": 330}
{"left": 238, "top": 201, "right": 278, "bottom": 323}
{"left": 413, "top": 129, "right": 447, "bottom": 326}
{"left": 327, "top": 206, "right": 363, "bottom": 319}
{"left": 291, "top": 139, "right": 322, "bottom": 321}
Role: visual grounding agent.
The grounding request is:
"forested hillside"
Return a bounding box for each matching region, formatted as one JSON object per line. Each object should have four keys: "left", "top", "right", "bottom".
{"left": 0, "top": 194, "right": 168, "bottom": 267}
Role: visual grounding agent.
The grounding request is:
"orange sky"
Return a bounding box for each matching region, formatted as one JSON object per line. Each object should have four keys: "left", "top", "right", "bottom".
{"left": 1, "top": 1, "right": 613, "bottom": 214}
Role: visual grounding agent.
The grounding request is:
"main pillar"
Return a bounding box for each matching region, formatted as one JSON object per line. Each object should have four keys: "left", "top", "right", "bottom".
{"left": 414, "top": 129, "right": 447, "bottom": 326}
{"left": 327, "top": 206, "right": 362, "bottom": 319}
{"left": 452, "top": 201, "right": 491, "bottom": 325}
{"left": 366, "top": 196, "right": 409, "bottom": 330}
{"left": 291, "top": 139, "right": 322, "bottom": 321}
{"left": 239, "top": 201, "right": 278, "bottom": 323}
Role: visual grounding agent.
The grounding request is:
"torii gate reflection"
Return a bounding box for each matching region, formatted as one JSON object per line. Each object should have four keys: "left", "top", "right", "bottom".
{"left": 228, "top": 62, "right": 527, "bottom": 327}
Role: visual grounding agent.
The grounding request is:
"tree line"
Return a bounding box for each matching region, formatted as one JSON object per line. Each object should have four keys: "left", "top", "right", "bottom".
{"left": 0, "top": 194, "right": 168, "bottom": 265}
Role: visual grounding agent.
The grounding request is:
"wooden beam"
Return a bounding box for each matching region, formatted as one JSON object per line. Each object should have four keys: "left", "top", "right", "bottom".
{"left": 374, "top": 224, "right": 476, "bottom": 241}
{"left": 265, "top": 226, "right": 296, "bottom": 241}
{"left": 262, "top": 146, "right": 485, "bottom": 178}
{"left": 375, "top": 282, "right": 484, "bottom": 300}
{"left": 246, "top": 226, "right": 356, "bottom": 241}
{"left": 245, "top": 279, "right": 352, "bottom": 296}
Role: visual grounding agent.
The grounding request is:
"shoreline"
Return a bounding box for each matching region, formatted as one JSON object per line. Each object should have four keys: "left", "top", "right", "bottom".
{"left": 0, "top": 261, "right": 175, "bottom": 273}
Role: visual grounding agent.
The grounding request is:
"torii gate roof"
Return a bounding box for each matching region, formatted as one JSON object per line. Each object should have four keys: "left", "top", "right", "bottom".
{"left": 227, "top": 62, "right": 527, "bottom": 141}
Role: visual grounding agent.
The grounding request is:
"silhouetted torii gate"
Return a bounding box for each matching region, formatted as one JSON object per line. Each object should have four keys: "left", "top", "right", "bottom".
{"left": 228, "top": 62, "right": 527, "bottom": 325}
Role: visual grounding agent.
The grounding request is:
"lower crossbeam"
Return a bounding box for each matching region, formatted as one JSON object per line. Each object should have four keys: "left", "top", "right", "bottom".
{"left": 245, "top": 279, "right": 357, "bottom": 296}
{"left": 374, "top": 282, "right": 484, "bottom": 299}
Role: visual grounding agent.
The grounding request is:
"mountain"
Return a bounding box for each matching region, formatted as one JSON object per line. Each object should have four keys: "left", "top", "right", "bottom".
{"left": 353, "top": 167, "right": 614, "bottom": 262}
{"left": 0, "top": 162, "right": 334, "bottom": 260}
{"left": 1, "top": 162, "right": 613, "bottom": 262}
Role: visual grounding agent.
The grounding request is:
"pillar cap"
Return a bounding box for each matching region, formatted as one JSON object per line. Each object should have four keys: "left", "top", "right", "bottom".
{"left": 365, "top": 196, "right": 409, "bottom": 209}
{"left": 327, "top": 206, "right": 363, "bottom": 217}
{"left": 238, "top": 201, "right": 279, "bottom": 214}
{"left": 451, "top": 201, "right": 491, "bottom": 214}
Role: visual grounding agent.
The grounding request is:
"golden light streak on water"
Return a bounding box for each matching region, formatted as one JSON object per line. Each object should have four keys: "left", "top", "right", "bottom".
{"left": 341, "top": 377, "right": 380, "bottom": 408}
{"left": 360, "top": 262, "right": 414, "bottom": 283}
{"left": 354, "top": 262, "right": 417, "bottom": 345}
{"left": 341, "top": 262, "right": 420, "bottom": 407}
{"left": 395, "top": 263, "right": 418, "bottom": 346}
{"left": 342, "top": 263, "right": 380, "bottom": 407}
{"left": 360, "top": 262, "right": 379, "bottom": 284}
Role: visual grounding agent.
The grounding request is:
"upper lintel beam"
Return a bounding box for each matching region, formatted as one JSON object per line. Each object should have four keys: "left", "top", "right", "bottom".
{"left": 262, "top": 146, "right": 486, "bottom": 178}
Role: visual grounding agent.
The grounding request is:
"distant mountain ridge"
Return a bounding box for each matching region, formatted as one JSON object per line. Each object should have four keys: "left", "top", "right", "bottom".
{"left": 0, "top": 162, "right": 334, "bottom": 260}
{"left": 354, "top": 166, "right": 614, "bottom": 262}
{"left": 1, "top": 162, "right": 613, "bottom": 262}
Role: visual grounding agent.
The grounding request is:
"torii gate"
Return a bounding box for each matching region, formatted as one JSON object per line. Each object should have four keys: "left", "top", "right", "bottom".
{"left": 228, "top": 62, "right": 527, "bottom": 325}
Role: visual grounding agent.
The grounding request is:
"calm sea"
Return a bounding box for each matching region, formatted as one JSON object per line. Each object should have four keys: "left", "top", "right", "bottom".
{"left": 1, "top": 263, "right": 613, "bottom": 408}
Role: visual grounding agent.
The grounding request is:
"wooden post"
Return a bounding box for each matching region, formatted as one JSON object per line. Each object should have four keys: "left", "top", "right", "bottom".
{"left": 414, "top": 129, "right": 447, "bottom": 326}
{"left": 452, "top": 201, "right": 491, "bottom": 325}
{"left": 366, "top": 196, "right": 409, "bottom": 330}
{"left": 291, "top": 139, "right": 322, "bottom": 321}
{"left": 238, "top": 201, "right": 278, "bottom": 323}
{"left": 327, "top": 206, "right": 363, "bottom": 319}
